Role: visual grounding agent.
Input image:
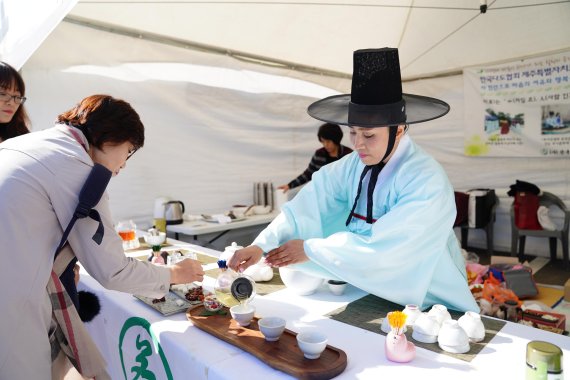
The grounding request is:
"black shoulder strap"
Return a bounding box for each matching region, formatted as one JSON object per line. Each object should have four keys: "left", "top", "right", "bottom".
{"left": 55, "top": 164, "right": 113, "bottom": 257}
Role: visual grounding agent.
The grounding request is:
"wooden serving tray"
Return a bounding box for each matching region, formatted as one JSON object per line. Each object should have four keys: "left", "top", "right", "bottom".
{"left": 187, "top": 306, "right": 347, "bottom": 380}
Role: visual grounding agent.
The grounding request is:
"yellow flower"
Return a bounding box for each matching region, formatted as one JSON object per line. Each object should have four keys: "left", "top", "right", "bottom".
{"left": 388, "top": 310, "right": 407, "bottom": 331}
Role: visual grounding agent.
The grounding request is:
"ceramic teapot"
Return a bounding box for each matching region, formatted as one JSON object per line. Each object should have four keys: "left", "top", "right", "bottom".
{"left": 220, "top": 242, "right": 242, "bottom": 261}
{"left": 220, "top": 242, "right": 274, "bottom": 282}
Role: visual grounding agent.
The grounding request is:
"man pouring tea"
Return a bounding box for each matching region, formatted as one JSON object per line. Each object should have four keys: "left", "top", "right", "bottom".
{"left": 229, "top": 48, "right": 478, "bottom": 313}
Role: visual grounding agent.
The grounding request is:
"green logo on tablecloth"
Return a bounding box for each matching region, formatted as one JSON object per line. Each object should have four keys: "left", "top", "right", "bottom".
{"left": 119, "top": 317, "right": 173, "bottom": 380}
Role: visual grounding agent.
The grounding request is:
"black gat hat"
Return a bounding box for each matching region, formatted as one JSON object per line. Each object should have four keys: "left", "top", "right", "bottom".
{"left": 308, "top": 48, "right": 450, "bottom": 127}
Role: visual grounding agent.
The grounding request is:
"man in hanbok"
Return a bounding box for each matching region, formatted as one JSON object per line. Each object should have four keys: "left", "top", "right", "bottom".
{"left": 229, "top": 48, "right": 478, "bottom": 313}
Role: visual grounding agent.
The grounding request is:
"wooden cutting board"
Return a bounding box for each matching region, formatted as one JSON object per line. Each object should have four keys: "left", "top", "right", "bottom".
{"left": 187, "top": 306, "right": 347, "bottom": 380}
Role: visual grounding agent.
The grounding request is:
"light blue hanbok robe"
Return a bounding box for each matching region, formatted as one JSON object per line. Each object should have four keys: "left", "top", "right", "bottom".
{"left": 253, "top": 135, "right": 479, "bottom": 312}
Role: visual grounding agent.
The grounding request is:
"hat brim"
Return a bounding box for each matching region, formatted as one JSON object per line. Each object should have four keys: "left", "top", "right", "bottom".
{"left": 307, "top": 93, "right": 450, "bottom": 127}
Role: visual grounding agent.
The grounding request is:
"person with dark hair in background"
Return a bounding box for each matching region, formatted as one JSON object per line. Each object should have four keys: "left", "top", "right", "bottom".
{"left": 0, "top": 61, "right": 30, "bottom": 142}
{"left": 277, "top": 123, "right": 352, "bottom": 193}
{"left": 0, "top": 94, "right": 204, "bottom": 379}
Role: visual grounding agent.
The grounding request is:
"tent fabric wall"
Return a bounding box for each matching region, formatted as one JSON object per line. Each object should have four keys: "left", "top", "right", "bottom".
{"left": 22, "top": 20, "right": 568, "bottom": 257}
{"left": 22, "top": 21, "right": 346, "bottom": 217}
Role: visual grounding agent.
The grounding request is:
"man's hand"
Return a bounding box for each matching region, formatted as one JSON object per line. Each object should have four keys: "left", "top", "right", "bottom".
{"left": 227, "top": 245, "right": 264, "bottom": 273}
{"left": 264, "top": 240, "right": 308, "bottom": 267}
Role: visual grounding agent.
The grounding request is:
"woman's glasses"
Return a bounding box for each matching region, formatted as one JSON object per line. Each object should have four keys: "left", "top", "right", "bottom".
{"left": 0, "top": 92, "right": 26, "bottom": 104}
{"left": 126, "top": 148, "right": 137, "bottom": 161}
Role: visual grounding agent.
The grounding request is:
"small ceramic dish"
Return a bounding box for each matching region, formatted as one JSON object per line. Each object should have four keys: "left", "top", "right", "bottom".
{"left": 231, "top": 205, "right": 250, "bottom": 218}
{"left": 427, "top": 304, "right": 452, "bottom": 325}
{"left": 403, "top": 304, "right": 422, "bottom": 326}
{"left": 258, "top": 317, "right": 286, "bottom": 341}
{"left": 458, "top": 311, "right": 486, "bottom": 342}
{"left": 327, "top": 280, "right": 347, "bottom": 296}
{"left": 437, "top": 319, "right": 470, "bottom": 354}
{"left": 296, "top": 331, "right": 328, "bottom": 359}
{"left": 411, "top": 314, "right": 440, "bottom": 343}
{"left": 203, "top": 295, "right": 223, "bottom": 312}
{"left": 230, "top": 304, "right": 255, "bottom": 327}
{"left": 143, "top": 232, "right": 166, "bottom": 246}
{"left": 279, "top": 267, "right": 323, "bottom": 296}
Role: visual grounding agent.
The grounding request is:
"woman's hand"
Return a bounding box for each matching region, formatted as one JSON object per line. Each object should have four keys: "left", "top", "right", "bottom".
{"left": 170, "top": 259, "right": 205, "bottom": 284}
{"left": 277, "top": 184, "right": 290, "bottom": 193}
{"left": 264, "top": 240, "right": 308, "bottom": 267}
{"left": 228, "top": 245, "right": 264, "bottom": 273}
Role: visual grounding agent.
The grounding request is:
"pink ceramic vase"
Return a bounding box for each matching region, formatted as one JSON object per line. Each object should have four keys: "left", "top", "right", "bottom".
{"left": 151, "top": 253, "right": 165, "bottom": 265}
{"left": 385, "top": 331, "right": 416, "bottom": 363}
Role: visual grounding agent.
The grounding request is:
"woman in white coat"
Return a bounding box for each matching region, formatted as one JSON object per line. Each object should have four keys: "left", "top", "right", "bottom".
{"left": 0, "top": 95, "right": 204, "bottom": 379}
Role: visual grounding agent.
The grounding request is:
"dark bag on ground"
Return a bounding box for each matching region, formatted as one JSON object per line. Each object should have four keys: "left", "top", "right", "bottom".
{"left": 467, "top": 189, "right": 495, "bottom": 228}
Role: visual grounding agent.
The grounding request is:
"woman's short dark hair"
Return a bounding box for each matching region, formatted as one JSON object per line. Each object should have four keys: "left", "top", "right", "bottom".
{"left": 317, "top": 123, "right": 343, "bottom": 146}
{"left": 57, "top": 95, "right": 144, "bottom": 150}
{"left": 0, "top": 61, "right": 30, "bottom": 140}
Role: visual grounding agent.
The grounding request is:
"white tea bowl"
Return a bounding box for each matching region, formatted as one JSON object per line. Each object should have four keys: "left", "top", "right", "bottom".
{"left": 437, "top": 320, "right": 470, "bottom": 354}
{"left": 258, "top": 317, "right": 286, "bottom": 341}
{"left": 231, "top": 205, "right": 249, "bottom": 218}
{"left": 412, "top": 314, "right": 440, "bottom": 343}
{"left": 279, "top": 267, "right": 323, "bottom": 296}
{"left": 403, "top": 304, "right": 422, "bottom": 326}
{"left": 230, "top": 304, "right": 255, "bottom": 327}
{"left": 327, "top": 280, "right": 347, "bottom": 296}
{"left": 297, "top": 331, "right": 328, "bottom": 359}
{"left": 143, "top": 232, "right": 166, "bottom": 246}
{"left": 457, "top": 311, "right": 486, "bottom": 343}
{"left": 427, "top": 304, "right": 452, "bottom": 325}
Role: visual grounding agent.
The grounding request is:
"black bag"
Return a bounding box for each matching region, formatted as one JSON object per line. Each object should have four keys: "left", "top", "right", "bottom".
{"left": 55, "top": 164, "right": 112, "bottom": 320}
{"left": 467, "top": 188, "right": 496, "bottom": 228}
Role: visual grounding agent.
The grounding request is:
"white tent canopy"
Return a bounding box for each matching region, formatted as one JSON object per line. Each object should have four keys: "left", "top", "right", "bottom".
{"left": 66, "top": 0, "right": 570, "bottom": 81}
{"left": 1, "top": 0, "right": 569, "bottom": 255}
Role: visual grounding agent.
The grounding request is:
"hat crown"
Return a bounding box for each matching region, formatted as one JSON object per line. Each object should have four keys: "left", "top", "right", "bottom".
{"left": 351, "top": 48, "right": 403, "bottom": 106}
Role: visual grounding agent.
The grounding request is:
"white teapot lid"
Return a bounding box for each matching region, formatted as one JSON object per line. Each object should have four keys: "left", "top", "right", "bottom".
{"left": 220, "top": 242, "right": 243, "bottom": 260}
{"left": 224, "top": 242, "right": 243, "bottom": 253}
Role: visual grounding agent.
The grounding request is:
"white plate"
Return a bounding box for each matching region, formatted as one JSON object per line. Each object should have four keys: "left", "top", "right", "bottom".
{"left": 133, "top": 292, "right": 192, "bottom": 316}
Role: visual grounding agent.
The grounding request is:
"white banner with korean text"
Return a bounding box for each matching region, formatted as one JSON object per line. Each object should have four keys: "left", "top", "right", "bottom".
{"left": 463, "top": 51, "right": 570, "bottom": 157}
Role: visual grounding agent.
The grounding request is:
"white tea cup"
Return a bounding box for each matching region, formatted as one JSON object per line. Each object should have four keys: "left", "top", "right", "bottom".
{"left": 297, "top": 331, "right": 328, "bottom": 359}
{"left": 458, "top": 311, "right": 485, "bottom": 342}
{"left": 258, "top": 317, "right": 286, "bottom": 341}
{"left": 230, "top": 304, "right": 255, "bottom": 327}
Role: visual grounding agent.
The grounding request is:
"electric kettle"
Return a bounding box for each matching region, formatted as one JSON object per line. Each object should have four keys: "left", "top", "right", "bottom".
{"left": 164, "top": 200, "right": 185, "bottom": 225}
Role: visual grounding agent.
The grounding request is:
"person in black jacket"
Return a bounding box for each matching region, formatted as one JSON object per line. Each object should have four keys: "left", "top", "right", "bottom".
{"left": 278, "top": 123, "right": 353, "bottom": 193}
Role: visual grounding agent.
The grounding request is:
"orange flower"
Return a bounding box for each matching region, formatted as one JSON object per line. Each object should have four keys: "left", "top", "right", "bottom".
{"left": 388, "top": 311, "right": 407, "bottom": 334}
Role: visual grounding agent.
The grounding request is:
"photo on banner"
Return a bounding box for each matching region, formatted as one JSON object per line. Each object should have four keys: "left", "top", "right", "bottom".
{"left": 463, "top": 51, "right": 570, "bottom": 157}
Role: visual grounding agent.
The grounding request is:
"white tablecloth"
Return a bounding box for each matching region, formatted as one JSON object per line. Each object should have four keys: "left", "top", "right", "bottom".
{"left": 78, "top": 246, "right": 570, "bottom": 380}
